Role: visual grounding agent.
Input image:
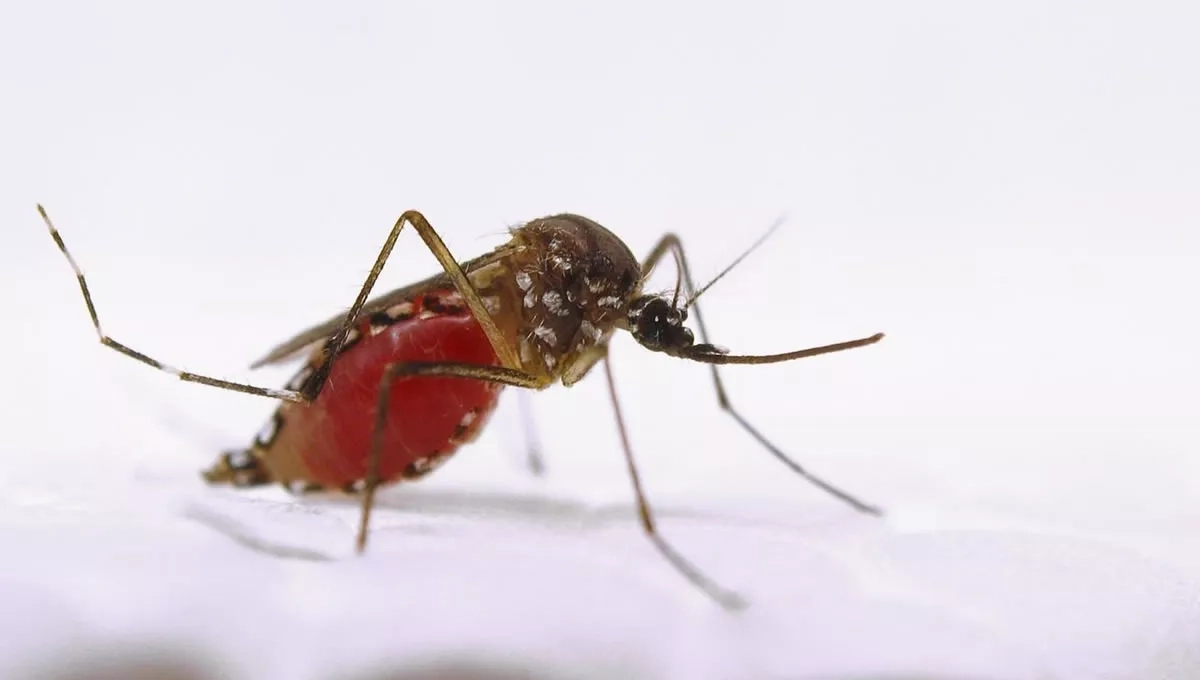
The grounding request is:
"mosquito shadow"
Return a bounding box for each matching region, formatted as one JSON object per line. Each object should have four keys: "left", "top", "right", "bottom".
{"left": 306, "top": 486, "right": 593, "bottom": 519}
{"left": 182, "top": 502, "right": 336, "bottom": 562}
{"left": 296, "top": 485, "right": 764, "bottom": 531}
{"left": 336, "top": 485, "right": 884, "bottom": 535}
{"left": 182, "top": 477, "right": 882, "bottom": 564}
{"left": 182, "top": 486, "right": 747, "bottom": 563}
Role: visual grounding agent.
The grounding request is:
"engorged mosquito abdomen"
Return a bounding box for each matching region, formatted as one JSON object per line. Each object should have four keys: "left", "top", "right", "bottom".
{"left": 258, "top": 291, "right": 503, "bottom": 490}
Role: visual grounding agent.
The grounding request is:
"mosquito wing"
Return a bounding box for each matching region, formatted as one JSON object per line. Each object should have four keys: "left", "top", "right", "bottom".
{"left": 250, "top": 246, "right": 516, "bottom": 369}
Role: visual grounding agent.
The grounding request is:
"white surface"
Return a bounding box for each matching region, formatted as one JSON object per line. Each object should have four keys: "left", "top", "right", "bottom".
{"left": 2, "top": 2, "right": 1199, "bottom": 679}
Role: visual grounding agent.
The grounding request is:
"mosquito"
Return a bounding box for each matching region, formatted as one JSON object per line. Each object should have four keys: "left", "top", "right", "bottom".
{"left": 38, "top": 204, "right": 884, "bottom": 609}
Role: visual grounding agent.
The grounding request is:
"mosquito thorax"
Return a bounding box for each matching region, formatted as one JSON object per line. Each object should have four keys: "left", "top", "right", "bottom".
{"left": 493, "top": 214, "right": 643, "bottom": 380}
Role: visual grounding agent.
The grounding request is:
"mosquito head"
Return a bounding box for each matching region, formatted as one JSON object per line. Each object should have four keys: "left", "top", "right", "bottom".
{"left": 624, "top": 294, "right": 707, "bottom": 356}
{"left": 628, "top": 294, "right": 733, "bottom": 358}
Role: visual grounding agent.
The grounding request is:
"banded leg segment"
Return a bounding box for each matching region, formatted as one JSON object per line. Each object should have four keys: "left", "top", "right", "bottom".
{"left": 39, "top": 204, "right": 304, "bottom": 403}
{"left": 356, "top": 361, "right": 549, "bottom": 552}
{"left": 641, "top": 233, "right": 883, "bottom": 515}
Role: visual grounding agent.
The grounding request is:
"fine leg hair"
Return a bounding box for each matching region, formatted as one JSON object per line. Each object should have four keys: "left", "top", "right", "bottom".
{"left": 601, "top": 353, "right": 745, "bottom": 609}
{"left": 358, "top": 361, "right": 548, "bottom": 552}
{"left": 640, "top": 233, "right": 882, "bottom": 515}
{"left": 39, "top": 205, "right": 520, "bottom": 405}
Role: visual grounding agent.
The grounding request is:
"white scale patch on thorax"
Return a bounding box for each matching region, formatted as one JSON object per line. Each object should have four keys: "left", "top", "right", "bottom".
{"left": 542, "top": 290, "right": 568, "bottom": 316}
{"left": 515, "top": 271, "right": 533, "bottom": 291}
{"left": 519, "top": 338, "right": 537, "bottom": 366}
{"left": 532, "top": 325, "right": 557, "bottom": 346}
{"left": 579, "top": 320, "right": 602, "bottom": 343}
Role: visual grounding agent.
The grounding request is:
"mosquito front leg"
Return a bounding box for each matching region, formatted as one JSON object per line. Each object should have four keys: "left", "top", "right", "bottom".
{"left": 355, "top": 361, "right": 549, "bottom": 553}
{"left": 601, "top": 352, "right": 745, "bottom": 609}
{"left": 38, "top": 205, "right": 305, "bottom": 403}
{"left": 641, "top": 233, "right": 883, "bottom": 516}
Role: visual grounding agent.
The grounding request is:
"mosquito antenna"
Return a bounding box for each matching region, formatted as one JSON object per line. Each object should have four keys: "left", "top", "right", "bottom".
{"left": 684, "top": 215, "right": 785, "bottom": 309}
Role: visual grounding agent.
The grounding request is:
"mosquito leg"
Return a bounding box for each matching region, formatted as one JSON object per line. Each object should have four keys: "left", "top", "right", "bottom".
{"left": 41, "top": 204, "right": 525, "bottom": 406}
{"left": 302, "top": 210, "right": 524, "bottom": 401}
{"left": 516, "top": 390, "right": 546, "bottom": 476}
{"left": 600, "top": 353, "right": 745, "bottom": 609}
{"left": 38, "top": 204, "right": 305, "bottom": 403}
{"left": 641, "top": 233, "right": 882, "bottom": 516}
{"left": 356, "top": 361, "right": 548, "bottom": 553}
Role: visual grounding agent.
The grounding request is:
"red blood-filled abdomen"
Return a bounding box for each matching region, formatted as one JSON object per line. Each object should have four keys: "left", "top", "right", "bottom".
{"left": 289, "top": 310, "right": 501, "bottom": 488}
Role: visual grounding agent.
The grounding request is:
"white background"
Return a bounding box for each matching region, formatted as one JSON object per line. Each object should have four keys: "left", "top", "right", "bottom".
{"left": 2, "top": 2, "right": 1199, "bottom": 679}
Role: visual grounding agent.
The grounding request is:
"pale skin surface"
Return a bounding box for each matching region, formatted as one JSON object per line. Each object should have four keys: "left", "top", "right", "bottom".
{"left": 39, "top": 205, "right": 883, "bottom": 609}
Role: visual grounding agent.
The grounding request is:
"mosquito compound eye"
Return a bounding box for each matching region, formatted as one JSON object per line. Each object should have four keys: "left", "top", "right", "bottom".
{"left": 626, "top": 297, "right": 664, "bottom": 349}
{"left": 629, "top": 296, "right": 696, "bottom": 352}
{"left": 638, "top": 313, "right": 666, "bottom": 347}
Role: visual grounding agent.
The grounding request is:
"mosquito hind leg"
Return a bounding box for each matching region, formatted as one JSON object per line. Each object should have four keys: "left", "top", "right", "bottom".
{"left": 41, "top": 204, "right": 524, "bottom": 408}
{"left": 640, "top": 232, "right": 882, "bottom": 516}
{"left": 39, "top": 204, "right": 306, "bottom": 403}
{"left": 355, "top": 361, "right": 549, "bottom": 553}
